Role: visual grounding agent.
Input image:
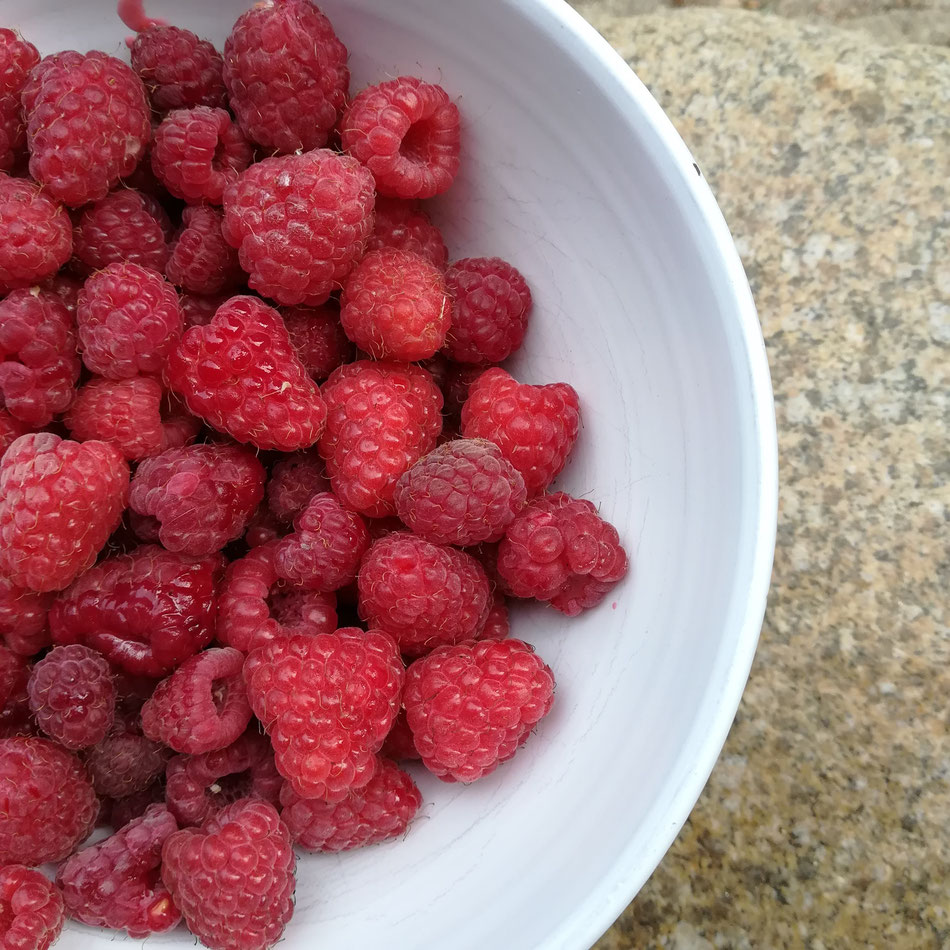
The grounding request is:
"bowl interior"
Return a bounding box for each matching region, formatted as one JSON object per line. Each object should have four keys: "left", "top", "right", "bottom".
{"left": 14, "top": 1, "right": 776, "bottom": 948}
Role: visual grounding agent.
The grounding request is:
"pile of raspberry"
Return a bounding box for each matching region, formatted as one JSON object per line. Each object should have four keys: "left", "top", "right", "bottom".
{"left": 0, "top": 3, "right": 629, "bottom": 949}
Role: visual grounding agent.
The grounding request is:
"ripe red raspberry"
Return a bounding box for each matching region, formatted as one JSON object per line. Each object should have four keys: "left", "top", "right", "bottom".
{"left": 497, "top": 492, "right": 628, "bottom": 615}
{"left": 282, "top": 304, "right": 353, "bottom": 382}
{"left": 441, "top": 361, "right": 487, "bottom": 421}
{"left": 461, "top": 367, "right": 580, "bottom": 498}
{"left": 394, "top": 438, "right": 527, "bottom": 546}
{"left": 366, "top": 196, "right": 448, "bottom": 269}
{"left": 0, "top": 174, "right": 71, "bottom": 290}
{"left": 444, "top": 257, "right": 532, "bottom": 364}
{"left": 221, "top": 150, "right": 374, "bottom": 307}
{"left": 23, "top": 51, "right": 150, "bottom": 206}
{"left": 0, "top": 30, "right": 39, "bottom": 171}
{"left": 166, "top": 206, "right": 244, "bottom": 295}
{"left": 0, "top": 737, "right": 98, "bottom": 864}
{"left": 223, "top": 0, "right": 348, "bottom": 153}
{"left": 131, "top": 25, "right": 227, "bottom": 112}
{"left": 404, "top": 638, "right": 555, "bottom": 783}
{"left": 266, "top": 449, "right": 330, "bottom": 523}
{"left": 0, "top": 289, "right": 80, "bottom": 427}
{"left": 180, "top": 291, "right": 228, "bottom": 329}
{"left": 166, "top": 295, "right": 328, "bottom": 451}
{"left": 0, "top": 578, "right": 51, "bottom": 657}
{"left": 0, "top": 433, "right": 128, "bottom": 593}
{"left": 274, "top": 493, "right": 370, "bottom": 592}
{"left": 341, "top": 76, "right": 460, "bottom": 199}
{"left": 244, "top": 629, "right": 404, "bottom": 802}
{"left": 0, "top": 647, "right": 28, "bottom": 716}
{"left": 141, "top": 648, "right": 251, "bottom": 755}
{"left": 152, "top": 107, "right": 252, "bottom": 204}
{"left": 0, "top": 410, "right": 30, "bottom": 458}
{"left": 318, "top": 360, "right": 443, "bottom": 517}
{"left": 42, "top": 272, "right": 82, "bottom": 315}
{"left": 280, "top": 756, "right": 421, "bottom": 852}
{"left": 129, "top": 444, "right": 266, "bottom": 556}
{"left": 72, "top": 189, "right": 172, "bottom": 276}
{"left": 380, "top": 710, "right": 420, "bottom": 762}
{"left": 50, "top": 545, "right": 222, "bottom": 676}
{"left": 105, "top": 781, "right": 166, "bottom": 830}
{"left": 243, "top": 504, "right": 282, "bottom": 549}
{"left": 162, "top": 798, "right": 295, "bottom": 950}
{"left": 84, "top": 732, "right": 169, "bottom": 800}
{"left": 0, "top": 864, "right": 64, "bottom": 950}
{"left": 57, "top": 804, "right": 180, "bottom": 937}
{"left": 477, "top": 594, "right": 511, "bottom": 641}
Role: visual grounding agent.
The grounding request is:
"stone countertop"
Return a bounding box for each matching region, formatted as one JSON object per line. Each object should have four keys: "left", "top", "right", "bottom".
{"left": 575, "top": 8, "right": 950, "bottom": 949}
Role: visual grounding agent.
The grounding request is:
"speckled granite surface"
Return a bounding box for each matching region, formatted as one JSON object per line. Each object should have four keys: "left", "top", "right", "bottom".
{"left": 578, "top": 9, "right": 950, "bottom": 949}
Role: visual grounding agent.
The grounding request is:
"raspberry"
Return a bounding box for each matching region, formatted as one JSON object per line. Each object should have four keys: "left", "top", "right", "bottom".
{"left": 282, "top": 304, "right": 353, "bottom": 382}
{"left": 223, "top": 0, "right": 348, "bottom": 153}
{"left": 274, "top": 493, "right": 370, "bottom": 592}
{"left": 166, "top": 206, "right": 244, "bottom": 295}
{"left": 318, "top": 360, "right": 443, "bottom": 517}
{"left": 244, "top": 629, "right": 404, "bottom": 802}
{"left": 0, "top": 30, "right": 39, "bottom": 171}
{"left": 266, "top": 450, "right": 330, "bottom": 523}
{"left": 443, "top": 257, "right": 532, "bottom": 364}
{"left": 358, "top": 533, "right": 491, "bottom": 656}
{"left": 0, "top": 174, "right": 71, "bottom": 290}
{"left": 49, "top": 545, "right": 222, "bottom": 677}
{"left": 41, "top": 272, "right": 81, "bottom": 316}
{"left": 394, "top": 438, "right": 527, "bottom": 546}
{"left": 0, "top": 289, "right": 80, "bottom": 427}
{"left": 380, "top": 710, "right": 419, "bottom": 762}
{"left": 0, "top": 578, "right": 51, "bottom": 656}
{"left": 461, "top": 367, "right": 580, "bottom": 498}
{"left": 0, "top": 433, "right": 128, "bottom": 593}
{"left": 166, "top": 295, "right": 328, "bottom": 451}
{"left": 180, "top": 291, "right": 228, "bottom": 329}
{"left": 57, "top": 804, "right": 180, "bottom": 937}
{"left": 280, "top": 757, "right": 421, "bottom": 852}
{"left": 162, "top": 798, "right": 295, "bottom": 950}
{"left": 497, "top": 492, "right": 628, "bottom": 615}
{"left": 221, "top": 150, "right": 374, "bottom": 307}
{"left": 340, "top": 249, "right": 450, "bottom": 361}
{"left": 404, "top": 638, "right": 555, "bottom": 783}
{"left": 0, "top": 737, "right": 98, "bottom": 864}
{"left": 141, "top": 648, "right": 251, "bottom": 755}
{"left": 130, "top": 25, "right": 227, "bottom": 112}
{"left": 441, "top": 361, "right": 487, "bottom": 420}
{"left": 23, "top": 51, "right": 150, "bottom": 206}
{"left": 0, "top": 864, "right": 64, "bottom": 950}
{"left": 84, "top": 731, "right": 169, "bottom": 799}
{"left": 243, "top": 505, "right": 282, "bottom": 549}
{"left": 0, "top": 412, "right": 30, "bottom": 460}
{"left": 71, "top": 189, "right": 172, "bottom": 276}
{"left": 477, "top": 594, "right": 511, "bottom": 641}
{"left": 164, "top": 731, "right": 282, "bottom": 827}
{"left": 152, "top": 107, "right": 252, "bottom": 204}
{"left": 366, "top": 196, "right": 448, "bottom": 270}
{"left": 27, "top": 644, "right": 115, "bottom": 750}
{"left": 129, "top": 444, "right": 265, "bottom": 556}
{"left": 0, "top": 647, "right": 28, "bottom": 718}
{"left": 105, "top": 781, "right": 166, "bottom": 830}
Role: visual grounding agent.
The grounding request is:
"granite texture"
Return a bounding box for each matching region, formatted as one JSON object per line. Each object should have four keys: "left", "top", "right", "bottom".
{"left": 579, "top": 9, "right": 950, "bottom": 949}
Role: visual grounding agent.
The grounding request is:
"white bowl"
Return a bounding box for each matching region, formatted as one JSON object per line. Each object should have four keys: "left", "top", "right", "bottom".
{"left": 15, "top": 1, "right": 778, "bottom": 947}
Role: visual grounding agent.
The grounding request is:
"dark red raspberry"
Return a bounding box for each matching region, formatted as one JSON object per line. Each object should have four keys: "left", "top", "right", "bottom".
{"left": 180, "top": 291, "right": 228, "bottom": 329}
{"left": 223, "top": 0, "right": 348, "bottom": 153}
{"left": 129, "top": 444, "right": 265, "bottom": 556}
{"left": 477, "top": 594, "right": 511, "bottom": 641}
{"left": 280, "top": 756, "right": 421, "bottom": 852}
{"left": 380, "top": 710, "right": 420, "bottom": 762}
{"left": 57, "top": 804, "right": 180, "bottom": 937}
{"left": 0, "top": 433, "right": 128, "bottom": 593}
{"left": 266, "top": 449, "right": 330, "bottom": 523}
{"left": 0, "top": 737, "right": 98, "bottom": 864}
{"left": 84, "top": 731, "right": 169, "bottom": 800}
{"left": 166, "top": 295, "right": 328, "bottom": 451}
{"left": 0, "top": 289, "right": 80, "bottom": 427}
{"left": 244, "top": 629, "right": 403, "bottom": 802}
{"left": 23, "top": 51, "right": 150, "bottom": 206}
{"left": 0, "top": 646, "right": 28, "bottom": 717}
{"left": 42, "top": 272, "right": 82, "bottom": 316}
{"left": 0, "top": 410, "right": 30, "bottom": 458}
{"left": 221, "top": 150, "right": 374, "bottom": 306}
{"left": 442, "top": 362, "right": 487, "bottom": 420}
{"left": 0, "top": 578, "right": 51, "bottom": 656}
{"left": 274, "top": 493, "right": 370, "bottom": 592}
{"left": 0, "top": 173, "right": 71, "bottom": 290}
{"left": 71, "top": 189, "right": 172, "bottom": 276}
{"left": 27, "top": 644, "right": 115, "bottom": 750}
{"left": 162, "top": 798, "right": 295, "bottom": 950}
{"left": 497, "top": 492, "right": 628, "bottom": 615}
{"left": 131, "top": 25, "right": 227, "bottom": 112}
{"left": 166, "top": 206, "right": 244, "bottom": 295}
{"left": 394, "top": 439, "right": 527, "bottom": 546}
{"left": 444, "top": 257, "right": 532, "bottom": 364}
{"left": 105, "top": 781, "right": 166, "bottom": 830}
{"left": 341, "top": 76, "right": 460, "bottom": 199}
{"left": 243, "top": 504, "right": 282, "bottom": 549}
{"left": 282, "top": 304, "right": 353, "bottom": 382}
{"left": 366, "top": 196, "right": 448, "bottom": 269}
{"left": 0, "top": 30, "right": 40, "bottom": 171}
{"left": 318, "top": 360, "right": 443, "bottom": 517}
{"left": 0, "top": 864, "right": 64, "bottom": 950}
{"left": 404, "top": 638, "right": 555, "bottom": 782}
{"left": 461, "top": 367, "right": 580, "bottom": 498}
{"left": 164, "top": 731, "right": 282, "bottom": 827}
{"left": 340, "top": 248, "right": 450, "bottom": 361}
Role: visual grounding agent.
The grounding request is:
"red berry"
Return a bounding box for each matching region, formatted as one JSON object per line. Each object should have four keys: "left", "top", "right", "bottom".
{"left": 341, "top": 76, "right": 460, "bottom": 199}
{"left": 282, "top": 304, "right": 353, "bottom": 381}
{"left": 221, "top": 150, "right": 374, "bottom": 307}
{"left": 244, "top": 629, "right": 404, "bottom": 802}
{"left": 0, "top": 30, "right": 40, "bottom": 171}
{"left": 0, "top": 410, "right": 31, "bottom": 459}
{"left": 366, "top": 196, "right": 448, "bottom": 270}
{"left": 105, "top": 781, "right": 166, "bottom": 830}
{"left": 0, "top": 173, "right": 71, "bottom": 290}
{"left": 0, "top": 577, "right": 51, "bottom": 657}
{"left": 243, "top": 504, "right": 282, "bottom": 549}
{"left": 180, "top": 291, "right": 228, "bottom": 329}
{"left": 441, "top": 361, "right": 487, "bottom": 420}
{"left": 477, "top": 594, "right": 511, "bottom": 641}
{"left": 0, "top": 864, "right": 64, "bottom": 950}
{"left": 380, "top": 710, "right": 420, "bottom": 762}
{"left": 0, "top": 647, "right": 29, "bottom": 722}
{"left": 84, "top": 731, "right": 169, "bottom": 800}
{"left": 266, "top": 449, "right": 330, "bottom": 524}
{"left": 41, "top": 272, "right": 82, "bottom": 316}
{"left": 166, "top": 295, "right": 328, "bottom": 451}
{"left": 166, "top": 206, "right": 244, "bottom": 295}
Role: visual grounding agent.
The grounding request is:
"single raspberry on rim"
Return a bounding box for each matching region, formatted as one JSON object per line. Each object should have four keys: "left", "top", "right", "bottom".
{"left": 0, "top": 864, "right": 65, "bottom": 950}
{"left": 166, "top": 206, "right": 244, "bottom": 296}
{"left": 366, "top": 196, "right": 448, "bottom": 269}
{"left": 0, "top": 29, "right": 40, "bottom": 171}
{"left": 282, "top": 304, "right": 354, "bottom": 382}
